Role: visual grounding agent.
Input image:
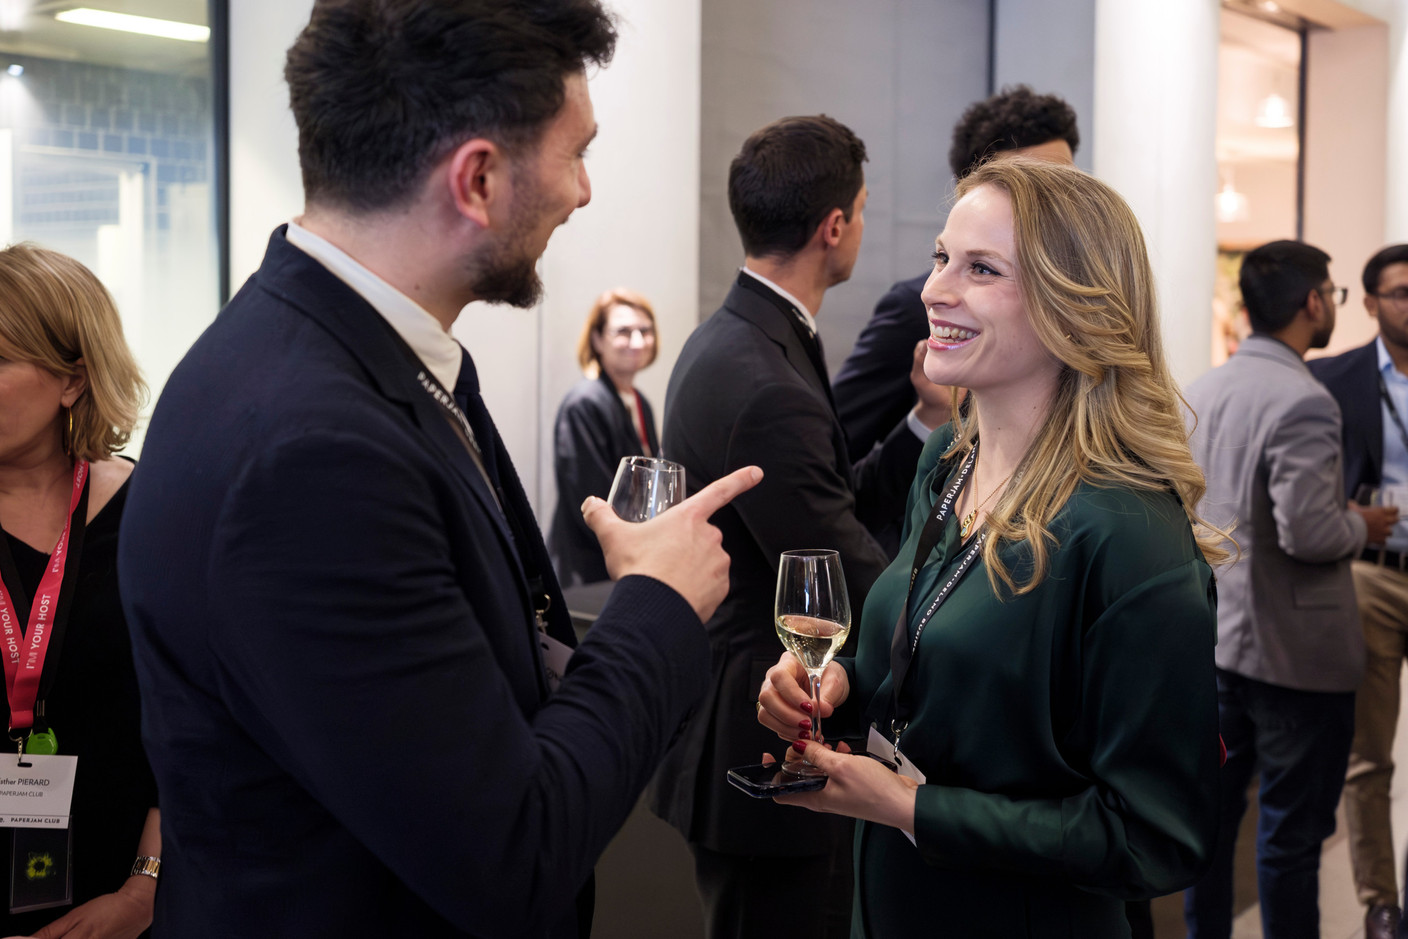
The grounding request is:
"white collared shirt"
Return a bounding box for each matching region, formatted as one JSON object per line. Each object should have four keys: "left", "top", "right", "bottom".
{"left": 739, "top": 266, "right": 816, "bottom": 336}
{"left": 286, "top": 220, "right": 463, "bottom": 391}
{"left": 1376, "top": 336, "right": 1408, "bottom": 551}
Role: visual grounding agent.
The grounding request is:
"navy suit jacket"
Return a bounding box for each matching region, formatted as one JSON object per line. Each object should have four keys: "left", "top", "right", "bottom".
{"left": 1308, "top": 340, "right": 1383, "bottom": 500}
{"left": 650, "top": 275, "right": 922, "bottom": 855}
{"left": 119, "top": 228, "right": 710, "bottom": 938}
{"left": 832, "top": 272, "right": 929, "bottom": 462}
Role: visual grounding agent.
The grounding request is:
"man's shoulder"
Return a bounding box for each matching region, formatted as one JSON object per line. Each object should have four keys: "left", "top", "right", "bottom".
{"left": 1307, "top": 340, "right": 1377, "bottom": 384}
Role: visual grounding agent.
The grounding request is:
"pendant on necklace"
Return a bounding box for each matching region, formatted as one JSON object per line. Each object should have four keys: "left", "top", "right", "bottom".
{"left": 959, "top": 509, "right": 977, "bottom": 539}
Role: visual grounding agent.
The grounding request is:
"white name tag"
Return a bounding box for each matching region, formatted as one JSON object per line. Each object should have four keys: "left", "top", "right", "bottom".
{"left": 867, "top": 727, "right": 924, "bottom": 845}
{"left": 539, "top": 634, "right": 574, "bottom": 694}
{"left": 0, "top": 756, "right": 77, "bottom": 829}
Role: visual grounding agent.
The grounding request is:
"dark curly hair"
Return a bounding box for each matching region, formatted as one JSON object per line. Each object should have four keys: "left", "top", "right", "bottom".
{"left": 286, "top": 0, "right": 617, "bottom": 213}
{"left": 948, "top": 85, "right": 1079, "bottom": 180}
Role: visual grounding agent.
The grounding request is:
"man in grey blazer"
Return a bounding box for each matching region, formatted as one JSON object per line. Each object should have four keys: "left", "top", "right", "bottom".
{"left": 1182, "top": 240, "right": 1400, "bottom": 939}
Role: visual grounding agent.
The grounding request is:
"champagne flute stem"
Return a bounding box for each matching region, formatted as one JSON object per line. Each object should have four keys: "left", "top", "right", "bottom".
{"left": 808, "top": 669, "right": 823, "bottom": 751}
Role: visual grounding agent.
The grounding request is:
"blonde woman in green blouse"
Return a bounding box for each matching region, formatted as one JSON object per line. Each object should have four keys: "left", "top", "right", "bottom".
{"left": 756, "top": 158, "right": 1228, "bottom": 938}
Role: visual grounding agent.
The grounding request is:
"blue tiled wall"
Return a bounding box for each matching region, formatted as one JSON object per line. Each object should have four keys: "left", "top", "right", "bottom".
{"left": 3, "top": 52, "right": 212, "bottom": 234}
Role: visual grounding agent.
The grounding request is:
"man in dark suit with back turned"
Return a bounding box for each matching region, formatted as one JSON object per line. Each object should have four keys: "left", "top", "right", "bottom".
{"left": 1308, "top": 243, "right": 1408, "bottom": 939}
{"left": 117, "top": 2, "right": 761, "bottom": 936}
{"left": 833, "top": 86, "right": 1080, "bottom": 463}
{"left": 650, "top": 115, "right": 951, "bottom": 939}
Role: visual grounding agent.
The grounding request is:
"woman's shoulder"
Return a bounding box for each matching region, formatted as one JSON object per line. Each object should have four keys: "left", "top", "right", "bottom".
{"left": 1057, "top": 480, "right": 1203, "bottom": 575}
{"left": 87, "top": 456, "right": 134, "bottom": 523}
{"left": 556, "top": 375, "right": 616, "bottom": 415}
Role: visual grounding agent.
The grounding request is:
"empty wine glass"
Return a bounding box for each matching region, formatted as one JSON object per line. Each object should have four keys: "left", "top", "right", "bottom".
{"left": 607, "top": 456, "right": 685, "bottom": 522}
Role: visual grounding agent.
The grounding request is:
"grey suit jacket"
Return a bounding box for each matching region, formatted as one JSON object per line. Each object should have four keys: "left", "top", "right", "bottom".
{"left": 1185, "top": 334, "right": 1366, "bottom": 691}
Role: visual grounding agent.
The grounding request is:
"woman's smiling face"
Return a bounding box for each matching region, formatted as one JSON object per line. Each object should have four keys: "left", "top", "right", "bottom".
{"left": 919, "top": 183, "right": 1061, "bottom": 401}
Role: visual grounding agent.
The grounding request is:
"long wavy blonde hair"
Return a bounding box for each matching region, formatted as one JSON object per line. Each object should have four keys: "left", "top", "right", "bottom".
{"left": 945, "top": 159, "right": 1229, "bottom": 595}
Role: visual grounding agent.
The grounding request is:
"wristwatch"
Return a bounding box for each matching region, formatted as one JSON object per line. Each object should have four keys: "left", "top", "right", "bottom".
{"left": 130, "top": 856, "right": 161, "bottom": 881}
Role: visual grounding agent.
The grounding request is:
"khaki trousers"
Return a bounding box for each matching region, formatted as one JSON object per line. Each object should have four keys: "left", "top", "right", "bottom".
{"left": 1345, "top": 559, "right": 1408, "bottom": 907}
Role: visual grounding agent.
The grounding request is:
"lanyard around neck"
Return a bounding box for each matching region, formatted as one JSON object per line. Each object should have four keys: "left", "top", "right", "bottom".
{"left": 0, "top": 460, "right": 89, "bottom": 735}
{"left": 883, "top": 445, "right": 986, "bottom": 743}
{"left": 1378, "top": 370, "right": 1408, "bottom": 454}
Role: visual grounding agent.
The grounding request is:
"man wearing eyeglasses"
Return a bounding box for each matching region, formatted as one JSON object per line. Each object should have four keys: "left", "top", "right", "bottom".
{"left": 1309, "top": 243, "right": 1408, "bottom": 939}
{"left": 1183, "top": 240, "right": 1399, "bottom": 939}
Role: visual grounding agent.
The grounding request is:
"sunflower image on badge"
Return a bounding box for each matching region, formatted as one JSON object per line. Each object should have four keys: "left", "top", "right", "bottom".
{"left": 11, "top": 827, "right": 73, "bottom": 913}
{"left": 24, "top": 852, "right": 53, "bottom": 881}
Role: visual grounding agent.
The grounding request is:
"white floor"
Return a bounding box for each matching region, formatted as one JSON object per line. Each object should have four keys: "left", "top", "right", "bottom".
{"left": 1232, "top": 666, "right": 1408, "bottom": 939}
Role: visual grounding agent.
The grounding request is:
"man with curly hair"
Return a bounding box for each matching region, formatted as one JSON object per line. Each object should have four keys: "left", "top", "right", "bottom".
{"left": 832, "top": 86, "right": 1079, "bottom": 465}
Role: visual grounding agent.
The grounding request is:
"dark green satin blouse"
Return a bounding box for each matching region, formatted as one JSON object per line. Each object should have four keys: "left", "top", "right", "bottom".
{"left": 841, "top": 430, "right": 1220, "bottom": 938}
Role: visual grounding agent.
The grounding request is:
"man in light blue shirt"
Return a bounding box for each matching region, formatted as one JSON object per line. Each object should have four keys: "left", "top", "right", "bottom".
{"left": 1309, "top": 243, "right": 1408, "bottom": 939}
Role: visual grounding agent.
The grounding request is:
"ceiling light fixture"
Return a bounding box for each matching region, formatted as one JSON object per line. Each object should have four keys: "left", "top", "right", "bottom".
{"left": 1216, "top": 180, "right": 1250, "bottom": 224}
{"left": 54, "top": 8, "right": 209, "bottom": 42}
{"left": 5, "top": 64, "right": 22, "bottom": 77}
{"left": 1254, "top": 92, "right": 1294, "bottom": 129}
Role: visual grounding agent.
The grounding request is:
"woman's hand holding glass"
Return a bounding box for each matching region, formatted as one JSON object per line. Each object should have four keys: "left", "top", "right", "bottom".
{"left": 756, "top": 651, "right": 849, "bottom": 746}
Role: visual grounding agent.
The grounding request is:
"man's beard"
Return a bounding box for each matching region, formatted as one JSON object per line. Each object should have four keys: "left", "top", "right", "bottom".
{"left": 466, "top": 170, "right": 547, "bottom": 309}
{"left": 469, "top": 240, "right": 542, "bottom": 308}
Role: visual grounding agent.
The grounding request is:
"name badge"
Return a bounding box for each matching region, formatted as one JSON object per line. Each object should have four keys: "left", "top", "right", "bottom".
{"left": 539, "top": 635, "right": 574, "bottom": 694}
{"left": 867, "top": 727, "right": 925, "bottom": 846}
{"left": 0, "top": 755, "right": 77, "bottom": 829}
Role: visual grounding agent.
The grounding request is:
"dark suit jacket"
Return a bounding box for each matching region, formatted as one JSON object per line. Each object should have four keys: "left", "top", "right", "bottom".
{"left": 118, "top": 228, "right": 710, "bottom": 938}
{"left": 1309, "top": 340, "right": 1383, "bottom": 500}
{"left": 649, "top": 275, "right": 923, "bottom": 856}
{"left": 832, "top": 272, "right": 928, "bottom": 462}
{"left": 548, "top": 374, "right": 659, "bottom": 587}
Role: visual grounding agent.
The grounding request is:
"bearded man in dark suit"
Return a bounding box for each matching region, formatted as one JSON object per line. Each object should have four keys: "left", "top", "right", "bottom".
{"left": 117, "top": 2, "right": 760, "bottom": 936}
{"left": 650, "top": 114, "right": 950, "bottom": 939}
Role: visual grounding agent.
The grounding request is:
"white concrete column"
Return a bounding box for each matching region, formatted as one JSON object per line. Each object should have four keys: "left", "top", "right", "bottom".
{"left": 1093, "top": 0, "right": 1221, "bottom": 386}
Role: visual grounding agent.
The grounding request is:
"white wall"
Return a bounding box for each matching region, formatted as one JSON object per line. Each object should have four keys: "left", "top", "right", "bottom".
{"left": 1304, "top": 23, "right": 1389, "bottom": 355}
{"left": 228, "top": 0, "right": 309, "bottom": 287}
{"left": 464, "top": 0, "right": 703, "bottom": 516}
{"left": 229, "top": 0, "right": 702, "bottom": 519}
{"left": 1093, "top": 0, "right": 1222, "bottom": 387}
{"left": 993, "top": 0, "right": 1097, "bottom": 174}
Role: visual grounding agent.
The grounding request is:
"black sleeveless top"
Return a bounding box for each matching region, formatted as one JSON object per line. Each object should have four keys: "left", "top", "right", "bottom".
{"left": 0, "top": 476, "right": 156, "bottom": 936}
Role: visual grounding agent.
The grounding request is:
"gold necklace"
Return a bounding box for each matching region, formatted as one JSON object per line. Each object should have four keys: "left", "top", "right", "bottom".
{"left": 959, "top": 470, "right": 1013, "bottom": 539}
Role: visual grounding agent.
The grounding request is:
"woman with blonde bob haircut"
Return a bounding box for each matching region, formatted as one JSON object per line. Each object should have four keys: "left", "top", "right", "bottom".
{"left": 549, "top": 287, "right": 662, "bottom": 586}
{"left": 757, "top": 159, "right": 1223, "bottom": 937}
{"left": 0, "top": 243, "right": 159, "bottom": 938}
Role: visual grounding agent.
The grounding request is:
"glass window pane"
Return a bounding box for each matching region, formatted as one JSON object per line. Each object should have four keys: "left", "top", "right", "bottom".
{"left": 0, "top": 0, "right": 220, "bottom": 451}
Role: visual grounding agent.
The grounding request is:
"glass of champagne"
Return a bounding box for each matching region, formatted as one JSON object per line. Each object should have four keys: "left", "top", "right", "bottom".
{"left": 775, "top": 549, "right": 851, "bottom": 777}
{"left": 607, "top": 456, "right": 686, "bottom": 522}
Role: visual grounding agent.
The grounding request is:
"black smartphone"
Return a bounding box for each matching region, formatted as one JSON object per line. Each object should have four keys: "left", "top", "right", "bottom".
{"left": 726, "top": 763, "right": 828, "bottom": 798}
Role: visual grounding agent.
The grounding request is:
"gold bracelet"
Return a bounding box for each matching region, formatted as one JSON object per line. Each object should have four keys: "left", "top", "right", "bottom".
{"left": 130, "top": 856, "right": 161, "bottom": 881}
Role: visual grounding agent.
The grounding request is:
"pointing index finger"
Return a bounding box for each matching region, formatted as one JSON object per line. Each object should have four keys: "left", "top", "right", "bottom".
{"left": 683, "top": 466, "right": 763, "bottom": 518}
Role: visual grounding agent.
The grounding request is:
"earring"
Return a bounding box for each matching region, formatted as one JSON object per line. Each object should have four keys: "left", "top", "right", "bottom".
{"left": 65, "top": 407, "right": 73, "bottom": 457}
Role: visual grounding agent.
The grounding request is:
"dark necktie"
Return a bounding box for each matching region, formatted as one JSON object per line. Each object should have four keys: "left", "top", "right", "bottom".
{"left": 452, "top": 346, "right": 502, "bottom": 490}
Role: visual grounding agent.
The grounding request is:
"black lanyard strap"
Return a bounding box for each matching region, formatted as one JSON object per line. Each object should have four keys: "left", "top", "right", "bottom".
{"left": 1378, "top": 370, "right": 1408, "bottom": 454}
{"left": 884, "top": 445, "right": 986, "bottom": 740}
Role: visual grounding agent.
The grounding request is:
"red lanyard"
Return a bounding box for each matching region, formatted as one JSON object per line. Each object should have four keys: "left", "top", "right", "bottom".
{"left": 0, "top": 459, "right": 88, "bottom": 734}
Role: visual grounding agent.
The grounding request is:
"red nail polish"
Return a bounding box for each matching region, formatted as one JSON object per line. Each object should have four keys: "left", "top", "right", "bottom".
{"left": 797, "top": 719, "right": 812, "bottom": 730}
{"left": 793, "top": 739, "right": 809, "bottom": 752}
{"left": 800, "top": 700, "right": 814, "bottom": 713}
{"left": 798, "top": 730, "right": 810, "bottom": 740}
